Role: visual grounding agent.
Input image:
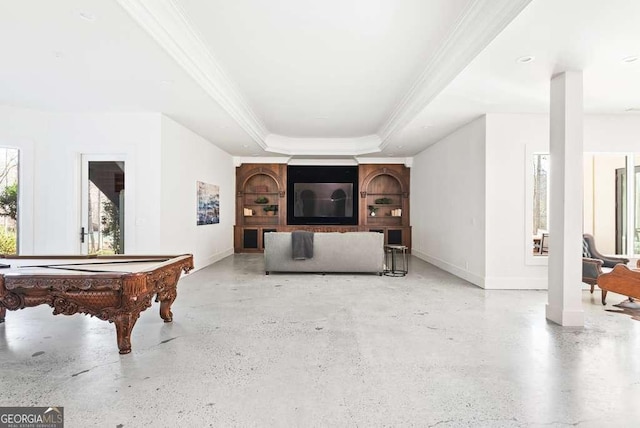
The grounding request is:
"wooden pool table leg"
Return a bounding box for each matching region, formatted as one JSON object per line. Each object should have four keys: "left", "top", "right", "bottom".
{"left": 114, "top": 313, "right": 139, "bottom": 354}
{"left": 158, "top": 284, "right": 178, "bottom": 323}
{"left": 0, "top": 306, "right": 5, "bottom": 323}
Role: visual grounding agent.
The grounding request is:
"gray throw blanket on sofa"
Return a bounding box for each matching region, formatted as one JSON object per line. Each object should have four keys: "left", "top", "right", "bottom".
{"left": 292, "top": 230, "right": 314, "bottom": 260}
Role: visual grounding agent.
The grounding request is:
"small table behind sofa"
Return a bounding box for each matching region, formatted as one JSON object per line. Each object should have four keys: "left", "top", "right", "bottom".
{"left": 264, "top": 232, "right": 384, "bottom": 275}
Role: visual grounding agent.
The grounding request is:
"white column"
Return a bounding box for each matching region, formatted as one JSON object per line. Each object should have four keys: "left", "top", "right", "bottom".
{"left": 546, "top": 71, "right": 584, "bottom": 326}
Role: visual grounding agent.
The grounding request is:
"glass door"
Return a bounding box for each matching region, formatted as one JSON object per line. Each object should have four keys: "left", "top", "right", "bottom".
{"left": 81, "top": 155, "right": 125, "bottom": 254}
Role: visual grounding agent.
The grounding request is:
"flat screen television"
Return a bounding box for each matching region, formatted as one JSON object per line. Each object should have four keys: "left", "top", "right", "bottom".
{"left": 287, "top": 166, "right": 358, "bottom": 225}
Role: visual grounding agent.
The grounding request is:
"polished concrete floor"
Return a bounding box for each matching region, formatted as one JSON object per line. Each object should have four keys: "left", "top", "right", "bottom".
{"left": 1, "top": 255, "right": 640, "bottom": 427}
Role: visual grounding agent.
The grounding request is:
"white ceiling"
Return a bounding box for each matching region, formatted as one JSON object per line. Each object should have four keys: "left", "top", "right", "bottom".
{"left": 178, "top": 0, "right": 470, "bottom": 138}
{"left": 0, "top": 0, "right": 639, "bottom": 158}
{"left": 388, "top": 0, "right": 640, "bottom": 154}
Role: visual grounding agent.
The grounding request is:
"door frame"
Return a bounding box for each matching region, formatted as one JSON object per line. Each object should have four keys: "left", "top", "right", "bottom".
{"left": 0, "top": 140, "right": 34, "bottom": 254}
{"left": 80, "top": 154, "right": 131, "bottom": 254}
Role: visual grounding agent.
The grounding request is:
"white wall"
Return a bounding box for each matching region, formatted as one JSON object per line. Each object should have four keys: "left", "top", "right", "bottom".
{"left": 0, "top": 106, "right": 162, "bottom": 254}
{"left": 583, "top": 155, "right": 594, "bottom": 236}
{"left": 591, "top": 155, "right": 625, "bottom": 253}
{"left": 160, "top": 116, "right": 235, "bottom": 270}
{"left": 411, "top": 116, "right": 486, "bottom": 287}
{"left": 0, "top": 107, "right": 37, "bottom": 254}
{"left": 584, "top": 116, "right": 640, "bottom": 151}
{"left": 485, "top": 114, "right": 549, "bottom": 289}
{"left": 482, "top": 113, "right": 640, "bottom": 289}
{"left": 0, "top": 106, "right": 235, "bottom": 269}
{"left": 583, "top": 117, "right": 640, "bottom": 254}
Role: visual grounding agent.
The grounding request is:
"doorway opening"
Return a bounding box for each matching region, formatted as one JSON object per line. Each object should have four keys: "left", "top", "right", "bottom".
{"left": 82, "top": 159, "right": 125, "bottom": 254}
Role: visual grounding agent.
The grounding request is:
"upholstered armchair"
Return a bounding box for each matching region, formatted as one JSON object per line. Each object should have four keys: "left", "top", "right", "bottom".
{"left": 582, "top": 233, "right": 629, "bottom": 302}
{"left": 582, "top": 234, "right": 629, "bottom": 268}
{"left": 582, "top": 257, "right": 604, "bottom": 295}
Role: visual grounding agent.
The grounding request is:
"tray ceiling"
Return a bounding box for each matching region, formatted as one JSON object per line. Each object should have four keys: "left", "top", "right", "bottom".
{"left": 1, "top": 0, "right": 638, "bottom": 157}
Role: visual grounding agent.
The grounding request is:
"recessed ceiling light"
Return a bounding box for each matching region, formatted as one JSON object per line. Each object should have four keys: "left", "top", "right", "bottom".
{"left": 516, "top": 56, "right": 535, "bottom": 64}
{"left": 387, "top": 153, "right": 395, "bottom": 156}
{"left": 625, "top": 107, "right": 640, "bottom": 112}
{"left": 421, "top": 125, "right": 431, "bottom": 129}
{"left": 396, "top": 145, "right": 403, "bottom": 149}
{"left": 79, "top": 12, "right": 96, "bottom": 22}
{"left": 622, "top": 55, "right": 639, "bottom": 64}
{"left": 242, "top": 144, "right": 249, "bottom": 148}
{"left": 160, "top": 80, "right": 173, "bottom": 86}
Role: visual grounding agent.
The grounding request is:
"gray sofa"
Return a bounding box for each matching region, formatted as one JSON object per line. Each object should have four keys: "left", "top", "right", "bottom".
{"left": 264, "top": 232, "right": 384, "bottom": 275}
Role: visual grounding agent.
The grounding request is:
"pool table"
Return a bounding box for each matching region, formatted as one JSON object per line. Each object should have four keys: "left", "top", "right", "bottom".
{"left": 0, "top": 254, "right": 193, "bottom": 354}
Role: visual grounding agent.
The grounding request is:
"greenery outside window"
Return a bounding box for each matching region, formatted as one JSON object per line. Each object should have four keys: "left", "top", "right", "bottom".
{"left": 0, "top": 147, "right": 18, "bottom": 254}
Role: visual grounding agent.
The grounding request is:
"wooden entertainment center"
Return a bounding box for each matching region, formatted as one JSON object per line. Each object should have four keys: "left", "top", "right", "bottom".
{"left": 234, "top": 163, "right": 411, "bottom": 253}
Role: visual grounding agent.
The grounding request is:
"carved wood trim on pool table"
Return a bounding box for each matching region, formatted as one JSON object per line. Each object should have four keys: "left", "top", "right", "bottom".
{"left": 0, "top": 254, "right": 194, "bottom": 354}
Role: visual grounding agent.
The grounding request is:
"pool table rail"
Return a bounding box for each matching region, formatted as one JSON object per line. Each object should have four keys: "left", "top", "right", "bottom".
{"left": 0, "top": 254, "right": 194, "bottom": 354}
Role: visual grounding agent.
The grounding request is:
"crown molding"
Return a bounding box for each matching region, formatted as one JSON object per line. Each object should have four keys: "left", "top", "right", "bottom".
{"left": 355, "top": 157, "right": 413, "bottom": 167}
{"left": 287, "top": 158, "right": 359, "bottom": 166}
{"left": 377, "top": 0, "right": 533, "bottom": 149}
{"left": 233, "top": 156, "right": 291, "bottom": 167}
{"left": 117, "top": 0, "right": 531, "bottom": 157}
{"left": 233, "top": 156, "right": 412, "bottom": 167}
{"left": 264, "top": 134, "right": 381, "bottom": 156}
{"left": 115, "top": 0, "right": 268, "bottom": 148}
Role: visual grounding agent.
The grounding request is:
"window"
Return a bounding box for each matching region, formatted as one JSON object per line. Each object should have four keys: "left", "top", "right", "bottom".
{"left": 532, "top": 153, "right": 550, "bottom": 256}
{"left": 0, "top": 147, "right": 19, "bottom": 254}
{"left": 614, "top": 156, "right": 640, "bottom": 255}
{"left": 530, "top": 152, "right": 640, "bottom": 258}
{"left": 586, "top": 154, "right": 627, "bottom": 256}
{"left": 532, "top": 154, "right": 549, "bottom": 238}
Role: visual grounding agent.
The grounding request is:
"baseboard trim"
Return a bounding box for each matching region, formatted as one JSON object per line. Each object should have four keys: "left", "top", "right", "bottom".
{"left": 546, "top": 304, "right": 584, "bottom": 326}
{"left": 195, "top": 248, "right": 234, "bottom": 271}
{"left": 412, "top": 249, "right": 485, "bottom": 288}
{"left": 412, "top": 250, "right": 594, "bottom": 291}
{"left": 483, "top": 276, "right": 548, "bottom": 290}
